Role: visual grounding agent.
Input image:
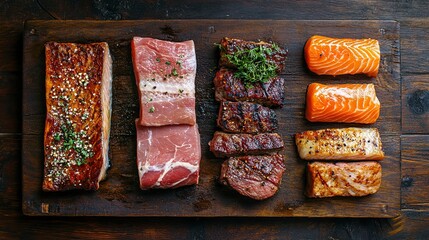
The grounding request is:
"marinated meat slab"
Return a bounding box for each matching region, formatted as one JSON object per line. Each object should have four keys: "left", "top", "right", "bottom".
{"left": 220, "top": 154, "right": 286, "bottom": 200}
{"left": 209, "top": 131, "right": 284, "bottom": 157}
{"left": 136, "top": 120, "right": 201, "bottom": 189}
{"left": 132, "top": 37, "right": 197, "bottom": 126}
{"left": 295, "top": 128, "right": 384, "bottom": 160}
{"left": 217, "top": 101, "right": 278, "bottom": 134}
{"left": 306, "top": 161, "right": 382, "bottom": 198}
{"left": 219, "top": 37, "right": 288, "bottom": 73}
{"left": 214, "top": 68, "right": 285, "bottom": 107}
{"left": 43, "top": 42, "right": 112, "bottom": 191}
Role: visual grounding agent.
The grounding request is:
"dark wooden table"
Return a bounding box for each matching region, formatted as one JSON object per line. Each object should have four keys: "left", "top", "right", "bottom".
{"left": 1, "top": 1, "right": 428, "bottom": 239}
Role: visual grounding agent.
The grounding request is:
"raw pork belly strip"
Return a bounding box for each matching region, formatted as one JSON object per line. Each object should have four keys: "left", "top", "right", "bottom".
{"left": 132, "top": 37, "right": 197, "bottom": 126}
{"left": 217, "top": 101, "right": 278, "bottom": 134}
{"left": 306, "top": 83, "right": 380, "bottom": 124}
{"left": 214, "top": 68, "right": 285, "bottom": 108}
{"left": 136, "top": 120, "right": 201, "bottom": 189}
{"left": 43, "top": 42, "right": 112, "bottom": 191}
{"left": 306, "top": 161, "right": 382, "bottom": 198}
{"left": 295, "top": 128, "right": 384, "bottom": 160}
{"left": 209, "top": 131, "right": 284, "bottom": 158}
{"left": 220, "top": 154, "right": 286, "bottom": 200}
{"left": 219, "top": 37, "right": 288, "bottom": 73}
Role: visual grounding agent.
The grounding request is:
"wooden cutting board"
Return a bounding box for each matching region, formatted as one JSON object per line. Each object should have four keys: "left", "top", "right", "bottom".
{"left": 22, "top": 20, "right": 400, "bottom": 217}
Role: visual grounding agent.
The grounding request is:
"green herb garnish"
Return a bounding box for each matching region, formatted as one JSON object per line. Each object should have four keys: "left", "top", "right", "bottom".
{"left": 149, "top": 106, "right": 155, "bottom": 113}
{"left": 165, "top": 61, "right": 171, "bottom": 65}
{"left": 222, "top": 44, "right": 278, "bottom": 87}
{"left": 54, "top": 123, "right": 93, "bottom": 166}
{"left": 171, "top": 68, "right": 178, "bottom": 76}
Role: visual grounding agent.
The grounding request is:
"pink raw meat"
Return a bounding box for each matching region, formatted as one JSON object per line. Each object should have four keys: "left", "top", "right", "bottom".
{"left": 135, "top": 119, "right": 201, "bottom": 189}
{"left": 132, "top": 37, "right": 197, "bottom": 126}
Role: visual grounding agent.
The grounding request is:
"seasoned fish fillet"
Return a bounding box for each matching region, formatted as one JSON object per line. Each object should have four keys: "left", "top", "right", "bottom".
{"left": 295, "top": 128, "right": 384, "bottom": 160}
{"left": 306, "top": 161, "right": 382, "bottom": 198}
{"left": 43, "top": 42, "right": 112, "bottom": 191}
{"left": 304, "top": 35, "right": 380, "bottom": 77}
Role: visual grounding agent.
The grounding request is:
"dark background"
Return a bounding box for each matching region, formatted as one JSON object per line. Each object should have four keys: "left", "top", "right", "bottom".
{"left": 1, "top": 1, "right": 428, "bottom": 239}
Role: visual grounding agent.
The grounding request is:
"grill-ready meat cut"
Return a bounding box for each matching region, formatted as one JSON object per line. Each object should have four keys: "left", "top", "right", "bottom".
{"left": 209, "top": 131, "right": 284, "bottom": 157}
{"left": 295, "top": 128, "right": 384, "bottom": 160}
{"left": 306, "top": 161, "right": 382, "bottom": 198}
{"left": 214, "top": 68, "right": 285, "bottom": 107}
{"left": 43, "top": 42, "right": 112, "bottom": 191}
{"left": 220, "top": 154, "right": 286, "bottom": 200}
{"left": 219, "top": 37, "right": 288, "bottom": 73}
{"left": 132, "top": 37, "right": 197, "bottom": 126}
{"left": 217, "top": 101, "right": 278, "bottom": 134}
{"left": 136, "top": 120, "right": 201, "bottom": 189}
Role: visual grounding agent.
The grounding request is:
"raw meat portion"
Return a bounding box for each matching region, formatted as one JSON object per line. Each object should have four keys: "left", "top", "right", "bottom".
{"left": 209, "top": 131, "right": 284, "bottom": 157}
{"left": 43, "top": 42, "right": 112, "bottom": 191}
{"left": 304, "top": 35, "right": 380, "bottom": 77}
{"left": 219, "top": 37, "right": 288, "bottom": 73}
{"left": 132, "top": 37, "right": 197, "bottom": 126}
{"left": 220, "top": 154, "right": 286, "bottom": 200}
{"left": 306, "top": 83, "right": 380, "bottom": 124}
{"left": 214, "top": 68, "right": 285, "bottom": 107}
{"left": 295, "top": 128, "right": 384, "bottom": 160}
{"left": 306, "top": 161, "right": 382, "bottom": 198}
{"left": 217, "top": 101, "right": 278, "bottom": 134}
{"left": 136, "top": 120, "right": 201, "bottom": 189}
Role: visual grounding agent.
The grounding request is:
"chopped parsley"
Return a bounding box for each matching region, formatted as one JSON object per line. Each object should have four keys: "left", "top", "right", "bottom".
{"left": 54, "top": 123, "right": 94, "bottom": 166}
{"left": 221, "top": 44, "right": 279, "bottom": 87}
{"left": 171, "top": 68, "right": 178, "bottom": 76}
{"left": 149, "top": 106, "right": 155, "bottom": 113}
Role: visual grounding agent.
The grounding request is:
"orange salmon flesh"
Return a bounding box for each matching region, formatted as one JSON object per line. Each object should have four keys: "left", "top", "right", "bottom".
{"left": 304, "top": 35, "right": 380, "bottom": 77}
{"left": 306, "top": 83, "right": 380, "bottom": 124}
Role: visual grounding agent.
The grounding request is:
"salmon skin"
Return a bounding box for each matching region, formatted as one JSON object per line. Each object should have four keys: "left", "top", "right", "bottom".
{"left": 304, "top": 35, "right": 380, "bottom": 77}
{"left": 306, "top": 83, "right": 380, "bottom": 124}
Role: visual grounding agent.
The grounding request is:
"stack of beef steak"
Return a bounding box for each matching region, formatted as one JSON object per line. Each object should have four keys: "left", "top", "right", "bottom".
{"left": 132, "top": 37, "right": 201, "bottom": 190}
{"left": 209, "top": 37, "right": 287, "bottom": 200}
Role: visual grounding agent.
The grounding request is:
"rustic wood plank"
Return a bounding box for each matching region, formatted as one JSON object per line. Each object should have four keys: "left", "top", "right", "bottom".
{"left": 0, "top": 21, "right": 23, "bottom": 72}
{"left": 0, "top": 136, "right": 21, "bottom": 217}
{"left": 2, "top": 214, "right": 425, "bottom": 240}
{"left": 3, "top": 0, "right": 427, "bottom": 21}
{"left": 387, "top": 211, "right": 429, "bottom": 239}
{"left": 401, "top": 135, "right": 429, "bottom": 211}
{"left": 22, "top": 20, "right": 400, "bottom": 217}
{"left": 0, "top": 73, "right": 21, "bottom": 133}
{"left": 0, "top": 217, "right": 196, "bottom": 239}
{"left": 401, "top": 20, "right": 429, "bottom": 74}
{"left": 402, "top": 75, "right": 429, "bottom": 134}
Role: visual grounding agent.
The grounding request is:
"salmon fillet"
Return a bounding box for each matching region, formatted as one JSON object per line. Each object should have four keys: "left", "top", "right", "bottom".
{"left": 306, "top": 161, "right": 382, "bottom": 198}
{"left": 43, "top": 42, "right": 112, "bottom": 191}
{"left": 295, "top": 128, "right": 384, "bottom": 161}
{"left": 304, "top": 35, "right": 380, "bottom": 77}
{"left": 306, "top": 83, "right": 380, "bottom": 124}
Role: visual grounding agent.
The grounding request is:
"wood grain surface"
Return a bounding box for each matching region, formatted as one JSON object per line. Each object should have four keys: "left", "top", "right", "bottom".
{"left": 22, "top": 20, "right": 400, "bottom": 217}
{"left": 1, "top": 0, "right": 429, "bottom": 239}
